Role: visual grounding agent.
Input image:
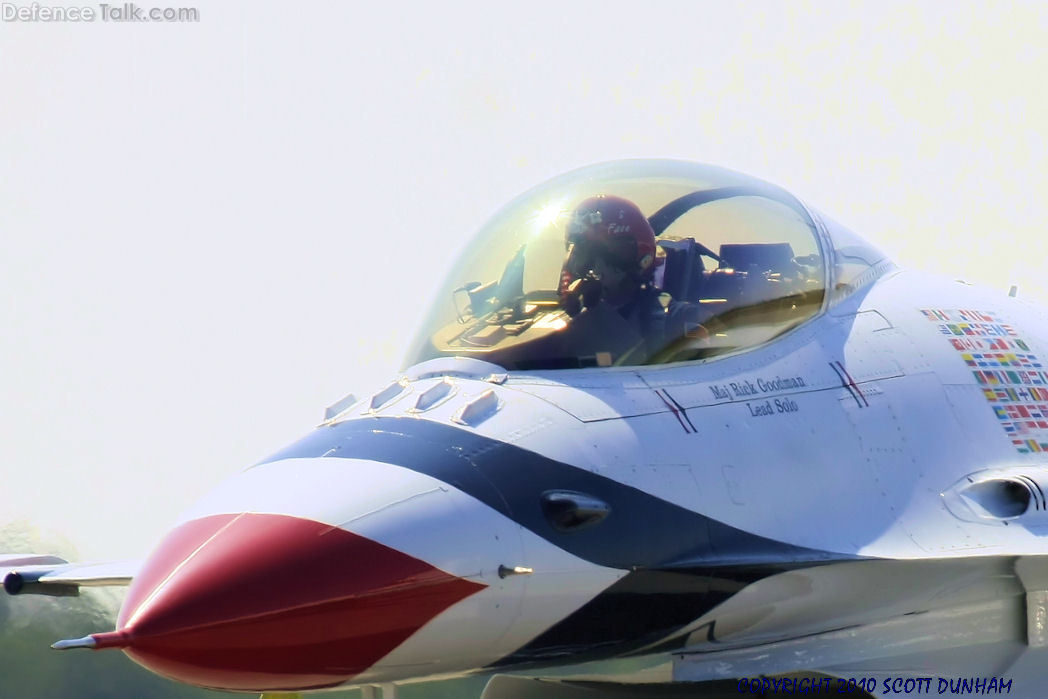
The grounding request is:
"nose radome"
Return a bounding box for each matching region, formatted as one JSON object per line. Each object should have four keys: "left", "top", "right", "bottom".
{"left": 108, "top": 512, "right": 486, "bottom": 692}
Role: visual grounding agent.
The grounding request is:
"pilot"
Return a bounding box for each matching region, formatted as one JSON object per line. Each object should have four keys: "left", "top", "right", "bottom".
{"left": 561, "top": 195, "right": 705, "bottom": 362}
{"left": 562, "top": 195, "right": 657, "bottom": 306}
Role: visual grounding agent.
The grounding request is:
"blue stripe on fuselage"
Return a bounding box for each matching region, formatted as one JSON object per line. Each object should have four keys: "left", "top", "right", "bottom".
{"left": 260, "top": 417, "right": 852, "bottom": 571}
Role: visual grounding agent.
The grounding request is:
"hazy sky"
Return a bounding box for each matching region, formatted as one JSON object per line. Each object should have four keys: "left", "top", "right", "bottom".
{"left": 3, "top": 1, "right": 1048, "bottom": 560}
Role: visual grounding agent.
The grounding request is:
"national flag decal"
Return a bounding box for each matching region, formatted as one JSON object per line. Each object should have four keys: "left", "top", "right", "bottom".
{"left": 922, "top": 309, "right": 1048, "bottom": 455}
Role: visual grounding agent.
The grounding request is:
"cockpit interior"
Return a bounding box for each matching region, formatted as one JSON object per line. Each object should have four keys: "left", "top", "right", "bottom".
{"left": 404, "top": 161, "right": 888, "bottom": 371}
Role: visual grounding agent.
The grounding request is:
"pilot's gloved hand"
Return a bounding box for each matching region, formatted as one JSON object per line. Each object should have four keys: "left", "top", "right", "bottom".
{"left": 562, "top": 275, "right": 603, "bottom": 318}
{"left": 674, "top": 303, "right": 711, "bottom": 344}
{"left": 684, "top": 321, "right": 710, "bottom": 342}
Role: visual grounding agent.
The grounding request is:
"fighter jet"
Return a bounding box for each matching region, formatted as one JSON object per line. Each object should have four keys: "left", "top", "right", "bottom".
{"left": 4, "top": 159, "right": 1046, "bottom": 698}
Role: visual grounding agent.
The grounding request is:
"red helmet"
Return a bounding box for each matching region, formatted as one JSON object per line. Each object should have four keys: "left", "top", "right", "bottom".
{"left": 565, "top": 195, "right": 657, "bottom": 280}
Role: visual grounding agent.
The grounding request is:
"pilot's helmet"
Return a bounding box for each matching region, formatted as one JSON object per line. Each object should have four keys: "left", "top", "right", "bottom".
{"left": 565, "top": 195, "right": 657, "bottom": 280}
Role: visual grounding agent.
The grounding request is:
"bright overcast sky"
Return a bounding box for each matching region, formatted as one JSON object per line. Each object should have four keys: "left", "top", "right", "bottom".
{"left": 2, "top": 1, "right": 1048, "bottom": 559}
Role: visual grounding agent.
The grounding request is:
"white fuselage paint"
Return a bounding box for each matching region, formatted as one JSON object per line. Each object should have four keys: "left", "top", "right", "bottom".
{"left": 177, "top": 456, "right": 623, "bottom": 682}
{"left": 175, "top": 267, "right": 1048, "bottom": 687}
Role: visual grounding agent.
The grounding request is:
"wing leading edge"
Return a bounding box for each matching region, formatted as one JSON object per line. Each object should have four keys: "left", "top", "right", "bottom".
{"left": 0, "top": 554, "right": 138, "bottom": 597}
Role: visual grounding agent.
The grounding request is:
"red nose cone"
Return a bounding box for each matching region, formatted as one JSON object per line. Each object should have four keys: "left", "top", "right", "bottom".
{"left": 113, "top": 513, "right": 485, "bottom": 692}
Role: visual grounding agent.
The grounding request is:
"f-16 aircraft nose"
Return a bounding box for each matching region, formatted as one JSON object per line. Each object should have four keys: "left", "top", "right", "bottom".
{"left": 107, "top": 512, "right": 486, "bottom": 692}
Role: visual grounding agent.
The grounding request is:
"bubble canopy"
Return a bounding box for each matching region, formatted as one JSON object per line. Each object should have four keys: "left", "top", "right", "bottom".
{"left": 404, "top": 160, "right": 879, "bottom": 372}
